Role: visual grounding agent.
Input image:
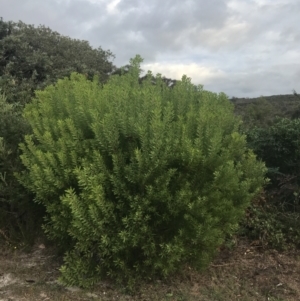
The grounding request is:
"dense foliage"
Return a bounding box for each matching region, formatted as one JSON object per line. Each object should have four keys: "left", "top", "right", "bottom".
{"left": 239, "top": 117, "right": 300, "bottom": 249}
{"left": 0, "top": 90, "right": 43, "bottom": 244}
{"left": 19, "top": 56, "right": 266, "bottom": 288}
{"left": 0, "top": 17, "right": 115, "bottom": 245}
{"left": 247, "top": 118, "right": 300, "bottom": 175}
{"left": 0, "top": 17, "right": 115, "bottom": 104}
{"left": 232, "top": 93, "right": 300, "bottom": 126}
{"left": 238, "top": 98, "right": 279, "bottom": 129}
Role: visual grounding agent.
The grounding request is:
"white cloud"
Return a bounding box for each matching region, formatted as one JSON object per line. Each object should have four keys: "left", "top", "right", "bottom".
{"left": 143, "top": 62, "right": 226, "bottom": 85}
{"left": 106, "top": 0, "right": 121, "bottom": 14}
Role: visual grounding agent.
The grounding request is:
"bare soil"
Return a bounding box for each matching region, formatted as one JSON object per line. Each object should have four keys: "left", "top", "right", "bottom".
{"left": 0, "top": 238, "right": 299, "bottom": 301}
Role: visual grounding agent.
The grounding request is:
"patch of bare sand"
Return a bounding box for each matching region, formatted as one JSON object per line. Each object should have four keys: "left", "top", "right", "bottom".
{"left": 0, "top": 239, "right": 299, "bottom": 300}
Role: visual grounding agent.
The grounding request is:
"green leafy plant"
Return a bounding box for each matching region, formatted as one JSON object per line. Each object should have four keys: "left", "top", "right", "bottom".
{"left": 18, "top": 55, "right": 266, "bottom": 288}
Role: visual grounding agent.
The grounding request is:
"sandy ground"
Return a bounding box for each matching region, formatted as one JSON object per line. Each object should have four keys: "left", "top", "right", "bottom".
{"left": 0, "top": 239, "right": 300, "bottom": 301}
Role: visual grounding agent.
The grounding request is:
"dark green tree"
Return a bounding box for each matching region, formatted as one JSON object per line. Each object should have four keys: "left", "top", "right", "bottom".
{"left": 0, "top": 17, "right": 115, "bottom": 104}
{"left": 112, "top": 60, "right": 178, "bottom": 88}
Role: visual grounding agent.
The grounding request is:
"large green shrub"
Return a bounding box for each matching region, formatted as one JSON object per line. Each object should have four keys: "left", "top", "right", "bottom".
{"left": 19, "top": 56, "right": 266, "bottom": 288}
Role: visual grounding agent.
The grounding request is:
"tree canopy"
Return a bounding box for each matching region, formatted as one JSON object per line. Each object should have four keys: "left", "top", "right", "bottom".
{"left": 0, "top": 17, "right": 115, "bottom": 104}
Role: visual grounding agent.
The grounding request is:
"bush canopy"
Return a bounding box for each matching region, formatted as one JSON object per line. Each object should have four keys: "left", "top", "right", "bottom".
{"left": 19, "top": 55, "right": 266, "bottom": 288}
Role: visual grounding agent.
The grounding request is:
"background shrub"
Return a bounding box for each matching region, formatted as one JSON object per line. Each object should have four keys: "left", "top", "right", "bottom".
{"left": 239, "top": 118, "right": 300, "bottom": 249}
{"left": 19, "top": 56, "right": 266, "bottom": 288}
{"left": 247, "top": 118, "right": 300, "bottom": 176}
{"left": 238, "top": 97, "right": 279, "bottom": 129}
{"left": 0, "top": 90, "right": 43, "bottom": 246}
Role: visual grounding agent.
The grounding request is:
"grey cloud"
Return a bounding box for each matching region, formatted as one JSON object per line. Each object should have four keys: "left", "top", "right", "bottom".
{"left": 0, "top": 0, "right": 299, "bottom": 97}
{"left": 205, "top": 63, "right": 300, "bottom": 98}
{"left": 84, "top": 0, "right": 230, "bottom": 63}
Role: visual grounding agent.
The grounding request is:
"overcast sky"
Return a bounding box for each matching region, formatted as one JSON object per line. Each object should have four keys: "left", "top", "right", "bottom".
{"left": 1, "top": 0, "right": 299, "bottom": 97}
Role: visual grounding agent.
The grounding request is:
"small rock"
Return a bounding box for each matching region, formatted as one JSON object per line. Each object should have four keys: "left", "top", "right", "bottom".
{"left": 65, "top": 286, "right": 81, "bottom": 292}
{"left": 86, "top": 292, "right": 98, "bottom": 298}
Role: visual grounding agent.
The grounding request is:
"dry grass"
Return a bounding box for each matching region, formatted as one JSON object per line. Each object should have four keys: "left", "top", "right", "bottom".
{"left": 0, "top": 238, "right": 299, "bottom": 301}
